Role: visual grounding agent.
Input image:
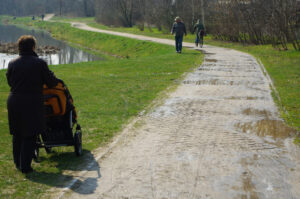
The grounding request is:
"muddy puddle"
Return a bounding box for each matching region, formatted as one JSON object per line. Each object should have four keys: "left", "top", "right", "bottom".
{"left": 195, "top": 50, "right": 216, "bottom": 56}
{"left": 205, "top": 58, "right": 218, "bottom": 62}
{"left": 242, "top": 108, "right": 272, "bottom": 118}
{"left": 226, "top": 96, "right": 265, "bottom": 100}
{"left": 236, "top": 119, "right": 297, "bottom": 139}
{"left": 183, "top": 79, "right": 230, "bottom": 85}
{"left": 202, "top": 63, "right": 217, "bottom": 67}
{"left": 183, "top": 79, "right": 264, "bottom": 86}
{"left": 186, "top": 79, "right": 235, "bottom": 85}
{"left": 241, "top": 172, "right": 259, "bottom": 199}
{"left": 238, "top": 158, "right": 260, "bottom": 199}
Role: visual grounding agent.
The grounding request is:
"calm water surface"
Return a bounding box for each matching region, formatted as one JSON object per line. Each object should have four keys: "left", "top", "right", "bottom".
{"left": 0, "top": 24, "right": 102, "bottom": 69}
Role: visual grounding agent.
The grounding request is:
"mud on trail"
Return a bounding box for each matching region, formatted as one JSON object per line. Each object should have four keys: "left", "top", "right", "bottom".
{"left": 51, "top": 23, "right": 300, "bottom": 199}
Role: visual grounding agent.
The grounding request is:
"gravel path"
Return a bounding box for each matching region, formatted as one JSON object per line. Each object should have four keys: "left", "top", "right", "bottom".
{"left": 55, "top": 22, "right": 300, "bottom": 199}
{"left": 44, "top": 14, "right": 55, "bottom": 21}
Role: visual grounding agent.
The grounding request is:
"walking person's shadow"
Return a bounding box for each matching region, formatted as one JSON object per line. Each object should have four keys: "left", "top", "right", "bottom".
{"left": 25, "top": 149, "right": 101, "bottom": 195}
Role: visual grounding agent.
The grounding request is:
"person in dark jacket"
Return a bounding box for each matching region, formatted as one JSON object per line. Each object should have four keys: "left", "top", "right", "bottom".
{"left": 6, "top": 35, "right": 58, "bottom": 173}
{"left": 194, "top": 19, "right": 205, "bottom": 47}
{"left": 171, "top": 17, "right": 187, "bottom": 53}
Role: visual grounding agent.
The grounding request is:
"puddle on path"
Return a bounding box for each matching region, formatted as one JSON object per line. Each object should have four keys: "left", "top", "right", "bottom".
{"left": 226, "top": 96, "right": 265, "bottom": 100}
{"left": 194, "top": 49, "right": 216, "bottom": 55}
{"left": 183, "top": 79, "right": 236, "bottom": 85}
{"left": 241, "top": 173, "right": 259, "bottom": 199}
{"left": 203, "top": 63, "right": 217, "bottom": 67}
{"left": 205, "top": 58, "right": 218, "bottom": 62}
{"left": 204, "top": 52, "right": 216, "bottom": 56}
{"left": 242, "top": 108, "right": 272, "bottom": 118}
{"left": 198, "top": 68, "right": 233, "bottom": 72}
{"left": 238, "top": 158, "right": 260, "bottom": 199}
{"left": 236, "top": 119, "right": 297, "bottom": 139}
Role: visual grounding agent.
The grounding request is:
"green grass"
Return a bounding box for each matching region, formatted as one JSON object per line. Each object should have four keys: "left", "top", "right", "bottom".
{"left": 52, "top": 16, "right": 95, "bottom": 23}
{"left": 295, "top": 137, "right": 300, "bottom": 146}
{"left": 0, "top": 16, "right": 203, "bottom": 198}
{"left": 56, "top": 17, "right": 299, "bottom": 132}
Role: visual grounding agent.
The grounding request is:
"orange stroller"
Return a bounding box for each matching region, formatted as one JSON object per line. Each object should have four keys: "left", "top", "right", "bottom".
{"left": 34, "top": 80, "right": 82, "bottom": 159}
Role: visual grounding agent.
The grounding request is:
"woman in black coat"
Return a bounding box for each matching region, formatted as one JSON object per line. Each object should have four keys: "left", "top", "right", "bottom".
{"left": 6, "top": 35, "right": 58, "bottom": 173}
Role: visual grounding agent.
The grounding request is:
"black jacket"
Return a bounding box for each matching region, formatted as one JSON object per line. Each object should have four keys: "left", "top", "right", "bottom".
{"left": 6, "top": 51, "right": 58, "bottom": 137}
{"left": 171, "top": 22, "right": 187, "bottom": 37}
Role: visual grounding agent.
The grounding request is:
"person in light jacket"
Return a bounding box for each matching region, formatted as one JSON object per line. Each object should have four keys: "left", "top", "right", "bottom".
{"left": 6, "top": 35, "right": 58, "bottom": 173}
{"left": 171, "top": 17, "right": 187, "bottom": 53}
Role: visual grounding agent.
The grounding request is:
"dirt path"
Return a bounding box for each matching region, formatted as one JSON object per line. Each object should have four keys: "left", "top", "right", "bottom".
{"left": 55, "top": 22, "right": 300, "bottom": 199}
{"left": 44, "top": 14, "right": 55, "bottom": 21}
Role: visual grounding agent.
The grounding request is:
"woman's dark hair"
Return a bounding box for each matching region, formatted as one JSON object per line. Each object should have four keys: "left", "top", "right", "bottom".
{"left": 17, "top": 35, "right": 37, "bottom": 52}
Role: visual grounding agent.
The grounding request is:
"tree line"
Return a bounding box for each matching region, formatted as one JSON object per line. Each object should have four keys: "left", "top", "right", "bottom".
{"left": 95, "top": 0, "right": 209, "bottom": 33}
{"left": 0, "top": 0, "right": 94, "bottom": 17}
{"left": 95, "top": 0, "right": 300, "bottom": 50}
{"left": 208, "top": 0, "right": 300, "bottom": 50}
{"left": 1, "top": 0, "right": 299, "bottom": 50}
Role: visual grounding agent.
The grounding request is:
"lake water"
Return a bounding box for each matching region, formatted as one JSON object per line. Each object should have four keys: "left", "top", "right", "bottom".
{"left": 0, "top": 24, "right": 102, "bottom": 69}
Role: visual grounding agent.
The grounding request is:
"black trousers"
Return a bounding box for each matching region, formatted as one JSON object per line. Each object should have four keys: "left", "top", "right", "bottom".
{"left": 12, "top": 135, "right": 36, "bottom": 172}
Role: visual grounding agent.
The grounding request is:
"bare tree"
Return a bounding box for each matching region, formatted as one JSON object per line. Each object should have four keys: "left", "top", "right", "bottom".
{"left": 117, "top": 0, "right": 134, "bottom": 27}
{"left": 0, "top": 0, "right": 95, "bottom": 17}
{"left": 207, "top": 0, "right": 299, "bottom": 50}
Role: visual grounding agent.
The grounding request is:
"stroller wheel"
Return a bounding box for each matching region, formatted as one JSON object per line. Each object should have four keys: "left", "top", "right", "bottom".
{"left": 33, "top": 147, "right": 40, "bottom": 162}
{"left": 74, "top": 131, "right": 82, "bottom": 156}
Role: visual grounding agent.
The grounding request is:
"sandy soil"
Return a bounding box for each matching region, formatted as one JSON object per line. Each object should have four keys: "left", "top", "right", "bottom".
{"left": 51, "top": 22, "right": 299, "bottom": 199}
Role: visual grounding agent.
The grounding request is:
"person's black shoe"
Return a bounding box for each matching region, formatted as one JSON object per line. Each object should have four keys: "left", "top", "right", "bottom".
{"left": 21, "top": 167, "right": 34, "bottom": 174}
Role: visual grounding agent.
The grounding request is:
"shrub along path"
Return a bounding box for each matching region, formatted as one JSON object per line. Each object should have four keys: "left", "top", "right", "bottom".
{"left": 57, "top": 23, "right": 300, "bottom": 198}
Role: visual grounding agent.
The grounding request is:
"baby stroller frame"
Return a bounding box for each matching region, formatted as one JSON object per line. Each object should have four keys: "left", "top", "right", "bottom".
{"left": 34, "top": 80, "right": 82, "bottom": 160}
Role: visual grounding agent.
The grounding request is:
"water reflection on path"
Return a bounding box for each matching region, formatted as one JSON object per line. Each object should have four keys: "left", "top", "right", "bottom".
{"left": 0, "top": 24, "right": 102, "bottom": 69}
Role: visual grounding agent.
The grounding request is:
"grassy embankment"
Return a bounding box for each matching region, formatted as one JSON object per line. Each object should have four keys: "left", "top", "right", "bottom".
{"left": 0, "top": 16, "right": 203, "bottom": 198}
{"left": 54, "top": 16, "right": 300, "bottom": 133}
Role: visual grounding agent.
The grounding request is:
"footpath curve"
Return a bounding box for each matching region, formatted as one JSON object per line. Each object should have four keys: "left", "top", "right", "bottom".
{"left": 55, "top": 22, "right": 300, "bottom": 199}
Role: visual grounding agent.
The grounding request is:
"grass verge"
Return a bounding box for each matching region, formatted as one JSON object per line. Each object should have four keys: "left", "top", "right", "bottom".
{"left": 0, "top": 16, "right": 203, "bottom": 198}
{"left": 295, "top": 137, "right": 300, "bottom": 146}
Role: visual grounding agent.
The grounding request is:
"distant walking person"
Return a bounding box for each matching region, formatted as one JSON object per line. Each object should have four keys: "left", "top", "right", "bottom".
{"left": 194, "top": 19, "right": 205, "bottom": 47}
{"left": 6, "top": 35, "right": 58, "bottom": 173}
{"left": 171, "top": 17, "right": 187, "bottom": 53}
